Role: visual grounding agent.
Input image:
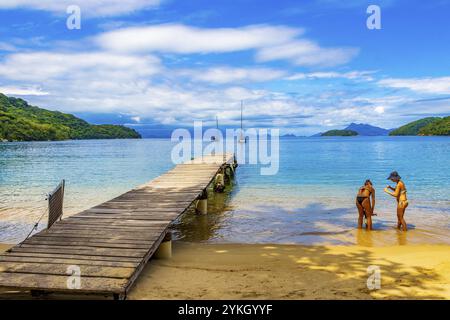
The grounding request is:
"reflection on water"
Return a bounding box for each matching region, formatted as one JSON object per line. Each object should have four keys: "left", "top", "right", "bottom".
{"left": 1, "top": 137, "right": 449, "bottom": 245}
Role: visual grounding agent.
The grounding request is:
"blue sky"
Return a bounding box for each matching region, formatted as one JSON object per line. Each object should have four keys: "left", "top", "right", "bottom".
{"left": 0, "top": 0, "right": 449, "bottom": 135}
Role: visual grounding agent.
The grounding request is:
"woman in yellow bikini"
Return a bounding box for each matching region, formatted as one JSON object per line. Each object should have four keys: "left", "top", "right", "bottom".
{"left": 356, "top": 179, "right": 376, "bottom": 230}
{"left": 384, "top": 171, "right": 408, "bottom": 231}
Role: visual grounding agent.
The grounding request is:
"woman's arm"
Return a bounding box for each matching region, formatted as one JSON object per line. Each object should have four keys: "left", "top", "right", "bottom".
{"left": 371, "top": 188, "right": 376, "bottom": 210}
{"left": 384, "top": 183, "right": 401, "bottom": 197}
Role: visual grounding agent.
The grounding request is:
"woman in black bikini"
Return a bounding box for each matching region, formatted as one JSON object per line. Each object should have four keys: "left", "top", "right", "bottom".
{"left": 356, "top": 179, "right": 376, "bottom": 230}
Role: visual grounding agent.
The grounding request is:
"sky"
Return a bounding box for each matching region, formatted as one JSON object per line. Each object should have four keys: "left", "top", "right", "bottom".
{"left": 0, "top": 0, "right": 449, "bottom": 135}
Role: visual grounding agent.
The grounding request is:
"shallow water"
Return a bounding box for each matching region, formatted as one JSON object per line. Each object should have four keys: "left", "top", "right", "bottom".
{"left": 0, "top": 137, "right": 449, "bottom": 245}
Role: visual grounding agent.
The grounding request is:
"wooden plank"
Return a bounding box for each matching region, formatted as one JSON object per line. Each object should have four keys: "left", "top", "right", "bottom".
{"left": 0, "top": 255, "right": 139, "bottom": 268}
{"left": 72, "top": 214, "right": 179, "bottom": 221}
{"left": 2, "top": 251, "right": 141, "bottom": 263}
{"left": 32, "top": 235, "right": 156, "bottom": 245}
{"left": 0, "top": 273, "right": 127, "bottom": 294}
{"left": 50, "top": 223, "right": 168, "bottom": 231}
{"left": 37, "top": 228, "right": 161, "bottom": 238}
{"left": 0, "top": 262, "right": 135, "bottom": 279}
{"left": 22, "top": 239, "right": 151, "bottom": 250}
{"left": 9, "top": 246, "right": 148, "bottom": 259}
{"left": 65, "top": 216, "right": 172, "bottom": 223}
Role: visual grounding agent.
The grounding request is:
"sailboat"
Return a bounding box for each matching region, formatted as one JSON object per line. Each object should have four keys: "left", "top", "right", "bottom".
{"left": 238, "top": 101, "right": 246, "bottom": 144}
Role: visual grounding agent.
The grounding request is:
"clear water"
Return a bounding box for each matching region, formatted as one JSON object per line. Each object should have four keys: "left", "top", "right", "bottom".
{"left": 1, "top": 137, "right": 449, "bottom": 245}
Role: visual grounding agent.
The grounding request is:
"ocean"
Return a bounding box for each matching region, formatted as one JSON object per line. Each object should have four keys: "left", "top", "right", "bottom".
{"left": 1, "top": 137, "right": 449, "bottom": 245}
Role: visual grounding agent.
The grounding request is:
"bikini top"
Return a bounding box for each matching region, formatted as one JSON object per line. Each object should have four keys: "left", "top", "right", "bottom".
{"left": 358, "top": 186, "right": 372, "bottom": 196}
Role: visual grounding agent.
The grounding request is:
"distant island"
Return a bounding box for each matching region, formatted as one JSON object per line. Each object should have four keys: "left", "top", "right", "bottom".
{"left": 321, "top": 129, "right": 358, "bottom": 136}
{"left": 314, "top": 119, "right": 449, "bottom": 137}
{"left": 390, "top": 117, "right": 450, "bottom": 136}
{"left": 313, "top": 123, "right": 392, "bottom": 137}
{"left": 0, "top": 93, "right": 141, "bottom": 142}
{"left": 281, "top": 133, "right": 298, "bottom": 138}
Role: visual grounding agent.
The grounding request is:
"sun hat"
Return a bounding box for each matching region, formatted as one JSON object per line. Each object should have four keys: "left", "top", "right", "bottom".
{"left": 387, "top": 171, "right": 401, "bottom": 180}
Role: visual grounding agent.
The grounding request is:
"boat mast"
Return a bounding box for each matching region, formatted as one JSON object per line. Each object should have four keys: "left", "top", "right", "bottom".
{"left": 240, "top": 100, "right": 243, "bottom": 130}
{"left": 239, "top": 100, "right": 245, "bottom": 143}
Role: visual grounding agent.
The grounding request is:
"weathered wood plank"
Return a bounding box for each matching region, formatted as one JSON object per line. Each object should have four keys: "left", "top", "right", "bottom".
{"left": 0, "top": 262, "right": 135, "bottom": 279}
{"left": 0, "top": 255, "right": 139, "bottom": 268}
{"left": 9, "top": 246, "right": 148, "bottom": 259}
{"left": 50, "top": 223, "right": 168, "bottom": 231}
{"left": 36, "top": 228, "right": 161, "bottom": 238}
{"left": 22, "top": 239, "right": 151, "bottom": 250}
{"left": 32, "top": 234, "right": 157, "bottom": 244}
{"left": 0, "top": 273, "right": 127, "bottom": 294}
{"left": 2, "top": 251, "right": 141, "bottom": 263}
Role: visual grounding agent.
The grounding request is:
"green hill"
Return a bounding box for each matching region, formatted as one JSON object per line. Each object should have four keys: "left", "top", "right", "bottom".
{"left": 389, "top": 117, "right": 449, "bottom": 136}
{"left": 0, "top": 93, "right": 141, "bottom": 141}
{"left": 321, "top": 129, "right": 358, "bottom": 136}
{"left": 419, "top": 116, "right": 450, "bottom": 136}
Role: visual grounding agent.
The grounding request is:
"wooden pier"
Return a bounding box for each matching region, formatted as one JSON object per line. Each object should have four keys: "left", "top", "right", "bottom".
{"left": 0, "top": 153, "right": 236, "bottom": 299}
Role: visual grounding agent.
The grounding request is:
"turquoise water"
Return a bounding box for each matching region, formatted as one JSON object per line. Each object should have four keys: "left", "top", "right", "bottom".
{"left": 1, "top": 137, "right": 449, "bottom": 245}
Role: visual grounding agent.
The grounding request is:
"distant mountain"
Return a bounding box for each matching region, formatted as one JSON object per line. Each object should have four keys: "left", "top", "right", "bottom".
{"left": 321, "top": 129, "right": 358, "bottom": 136}
{"left": 0, "top": 93, "right": 141, "bottom": 142}
{"left": 344, "top": 123, "right": 391, "bottom": 136}
{"left": 281, "top": 133, "right": 297, "bottom": 138}
{"left": 390, "top": 117, "right": 450, "bottom": 136}
{"left": 311, "top": 123, "right": 392, "bottom": 137}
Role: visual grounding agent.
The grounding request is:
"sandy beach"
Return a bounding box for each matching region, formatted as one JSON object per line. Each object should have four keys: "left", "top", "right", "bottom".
{"left": 128, "top": 242, "right": 450, "bottom": 300}
{"left": 0, "top": 242, "right": 449, "bottom": 299}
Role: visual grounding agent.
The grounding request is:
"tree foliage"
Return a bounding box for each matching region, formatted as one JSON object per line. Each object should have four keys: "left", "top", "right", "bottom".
{"left": 389, "top": 117, "right": 449, "bottom": 136}
{"left": 0, "top": 93, "right": 141, "bottom": 141}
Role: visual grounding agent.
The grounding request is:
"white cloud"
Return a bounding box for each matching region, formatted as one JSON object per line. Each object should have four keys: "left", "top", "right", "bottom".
{"left": 96, "top": 24, "right": 359, "bottom": 68}
{"left": 374, "top": 106, "right": 385, "bottom": 114}
{"left": 0, "top": 42, "right": 16, "bottom": 52}
{"left": 0, "top": 51, "right": 161, "bottom": 81}
{"left": 96, "top": 24, "right": 303, "bottom": 54}
{"left": 179, "top": 67, "right": 286, "bottom": 84}
{"left": 378, "top": 77, "right": 450, "bottom": 94}
{"left": 0, "top": 0, "right": 161, "bottom": 17}
{"left": 286, "top": 70, "right": 375, "bottom": 81}
{"left": 256, "top": 40, "right": 359, "bottom": 67}
{"left": 0, "top": 86, "right": 48, "bottom": 96}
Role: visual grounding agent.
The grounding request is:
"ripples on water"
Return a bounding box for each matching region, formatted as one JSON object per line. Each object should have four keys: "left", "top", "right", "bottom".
{"left": 0, "top": 137, "right": 449, "bottom": 245}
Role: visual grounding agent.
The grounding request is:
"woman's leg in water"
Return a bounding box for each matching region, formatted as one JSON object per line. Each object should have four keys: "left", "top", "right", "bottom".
{"left": 356, "top": 200, "right": 364, "bottom": 229}
{"left": 362, "top": 199, "right": 373, "bottom": 230}
{"left": 397, "top": 204, "right": 408, "bottom": 231}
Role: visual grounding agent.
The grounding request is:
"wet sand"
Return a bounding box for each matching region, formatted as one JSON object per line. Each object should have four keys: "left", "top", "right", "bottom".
{"left": 128, "top": 242, "right": 450, "bottom": 300}
{"left": 0, "top": 242, "right": 448, "bottom": 299}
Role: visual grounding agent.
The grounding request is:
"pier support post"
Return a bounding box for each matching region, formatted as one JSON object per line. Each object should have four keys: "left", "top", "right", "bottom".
{"left": 155, "top": 232, "right": 172, "bottom": 259}
{"left": 225, "top": 165, "right": 234, "bottom": 182}
{"left": 196, "top": 190, "right": 208, "bottom": 214}
{"left": 214, "top": 170, "right": 225, "bottom": 192}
